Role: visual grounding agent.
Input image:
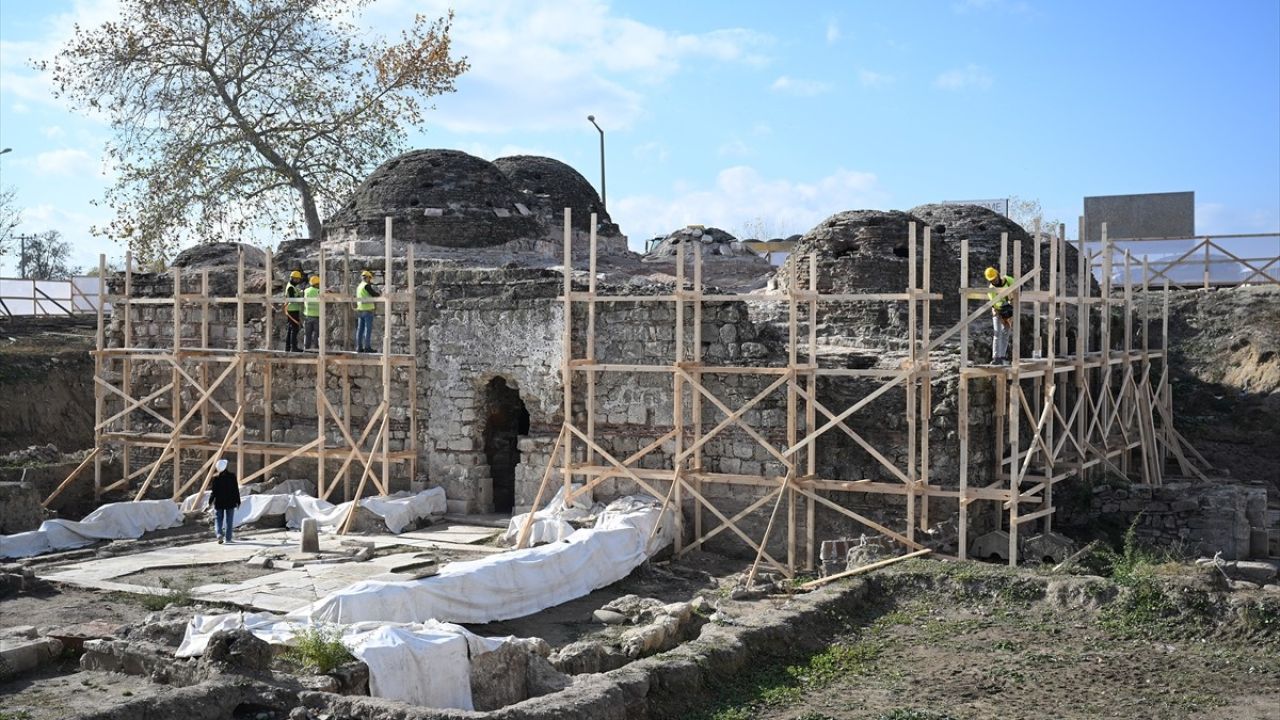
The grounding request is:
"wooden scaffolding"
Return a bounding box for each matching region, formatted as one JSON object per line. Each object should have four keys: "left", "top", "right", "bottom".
{"left": 521, "top": 211, "right": 1208, "bottom": 572}
{"left": 66, "top": 219, "right": 418, "bottom": 509}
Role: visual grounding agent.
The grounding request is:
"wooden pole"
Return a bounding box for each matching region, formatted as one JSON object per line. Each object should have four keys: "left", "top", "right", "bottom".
{"left": 799, "top": 549, "right": 932, "bottom": 590}
{"left": 381, "top": 217, "right": 393, "bottom": 495}
{"left": 317, "top": 247, "right": 328, "bottom": 498}
{"left": 958, "top": 237, "right": 970, "bottom": 560}
{"left": 561, "top": 209, "right": 574, "bottom": 505}
{"left": 94, "top": 253, "right": 106, "bottom": 499}
{"left": 805, "top": 252, "right": 817, "bottom": 569}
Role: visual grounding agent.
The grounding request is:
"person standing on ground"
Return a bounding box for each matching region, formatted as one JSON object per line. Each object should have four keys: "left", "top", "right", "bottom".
{"left": 207, "top": 458, "right": 240, "bottom": 544}
{"left": 304, "top": 274, "right": 321, "bottom": 351}
{"left": 985, "top": 267, "right": 1016, "bottom": 364}
{"left": 355, "top": 269, "right": 381, "bottom": 353}
{"left": 284, "top": 270, "right": 304, "bottom": 352}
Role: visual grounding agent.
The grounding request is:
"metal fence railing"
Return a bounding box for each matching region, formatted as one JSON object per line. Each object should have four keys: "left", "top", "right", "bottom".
{"left": 0, "top": 276, "right": 108, "bottom": 317}
{"left": 1085, "top": 233, "right": 1279, "bottom": 290}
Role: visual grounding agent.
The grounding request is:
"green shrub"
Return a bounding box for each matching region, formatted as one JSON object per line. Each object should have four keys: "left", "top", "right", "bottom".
{"left": 283, "top": 626, "right": 354, "bottom": 674}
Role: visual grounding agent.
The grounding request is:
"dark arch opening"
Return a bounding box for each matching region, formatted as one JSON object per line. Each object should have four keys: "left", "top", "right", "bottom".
{"left": 483, "top": 377, "right": 529, "bottom": 514}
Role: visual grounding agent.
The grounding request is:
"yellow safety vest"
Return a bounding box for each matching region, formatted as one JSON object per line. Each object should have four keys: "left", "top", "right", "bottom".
{"left": 304, "top": 286, "right": 321, "bottom": 317}
{"left": 285, "top": 283, "right": 302, "bottom": 312}
{"left": 987, "top": 275, "right": 1015, "bottom": 308}
{"left": 356, "top": 282, "right": 375, "bottom": 312}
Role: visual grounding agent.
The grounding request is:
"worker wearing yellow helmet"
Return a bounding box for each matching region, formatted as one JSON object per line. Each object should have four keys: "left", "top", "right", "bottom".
{"left": 355, "top": 269, "right": 381, "bottom": 353}
{"left": 303, "top": 273, "right": 322, "bottom": 351}
{"left": 985, "top": 266, "right": 1016, "bottom": 365}
{"left": 283, "top": 269, "right": 305, "bottom": 352}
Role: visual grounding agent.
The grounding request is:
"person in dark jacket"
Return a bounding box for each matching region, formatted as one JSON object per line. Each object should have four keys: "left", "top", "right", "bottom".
{"left": 207, "top": 458, "right": 241, "bottom": 544}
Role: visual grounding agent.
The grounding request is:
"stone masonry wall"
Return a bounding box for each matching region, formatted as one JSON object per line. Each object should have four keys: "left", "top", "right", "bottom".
{"left": 1056, "top": 481, "right": 1269, "bottom": 560}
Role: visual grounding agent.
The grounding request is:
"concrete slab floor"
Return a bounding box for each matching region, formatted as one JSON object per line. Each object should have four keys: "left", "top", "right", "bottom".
{"left": 35, "top": 523, "right": 505, "bottom": 613}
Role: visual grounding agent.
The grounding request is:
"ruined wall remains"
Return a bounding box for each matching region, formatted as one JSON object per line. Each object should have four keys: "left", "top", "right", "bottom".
{"left": 1056, "top": 481, "right": 1270, "bottom": 560}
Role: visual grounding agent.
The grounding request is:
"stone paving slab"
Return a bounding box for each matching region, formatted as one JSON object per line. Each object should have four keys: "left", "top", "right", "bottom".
{"left": 35, "top": 523, "right": 507, "bottom": 612}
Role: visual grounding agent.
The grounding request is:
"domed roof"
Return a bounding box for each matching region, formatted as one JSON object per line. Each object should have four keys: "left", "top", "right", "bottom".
{"left": 493, "top": 155, "right": 610, "bottom": 232}
{"left": 325, "top": 149, "right": 540, "bottom": 248}
{"left": 645, "top": 226, "right": 760, "bottom": 259}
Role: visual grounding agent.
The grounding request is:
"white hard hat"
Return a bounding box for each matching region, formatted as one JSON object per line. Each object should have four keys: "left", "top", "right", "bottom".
{"left": 216, "top": 459, "right": 228, "bottom": 472}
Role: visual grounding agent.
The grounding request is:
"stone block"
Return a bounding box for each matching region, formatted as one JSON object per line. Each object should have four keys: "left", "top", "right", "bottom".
{"left": 970, "top": 530, "right": 1011, "bottom": 561}
{"left": 300, "top": 518, "right": 320, "bottom": 553}
{"left": 0, "top": 637, "right": 62, "bottom": 680}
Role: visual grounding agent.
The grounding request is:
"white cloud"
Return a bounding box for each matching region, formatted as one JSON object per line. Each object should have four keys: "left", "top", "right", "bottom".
{"left": 0, "top": 0, "right": 123, "bottom": 112}
{"left": 632, "top": 141, "right": 669, "bottom": 163}
{"left": 455, "top": 142, "right": 559, "bottom": 161}
{"left": 41, "top": 125, "right": 66, "bottom": 139}
{"left": 856, "top": 68, "right": 893, "bottom": 88}
{"left": 935, "top": 64, "right": 993, "bottom": 91}
{"left": 32, "top": 148, "right": 97, "bottom": 176}
{"left": 368, "top": 0, "right": 773, "bottom": 133}
{"left": 4, "top": 201, "right": 118, "bottom": 275}
{"left": 826, "top": 19, "right": 841, "bottom": 45}
{"left": 613, "top": 165, "right": 889, "bottom": 245}
{"left": 770, "top": 75, "right": 832, "bottom": 97}
{"left": 717, "top": 139, "right": 751, "bottom": 158}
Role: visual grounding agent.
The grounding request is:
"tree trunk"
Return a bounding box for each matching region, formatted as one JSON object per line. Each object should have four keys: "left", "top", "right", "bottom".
{"left": 299, "top": 183, "right": 323, "bottom": 242}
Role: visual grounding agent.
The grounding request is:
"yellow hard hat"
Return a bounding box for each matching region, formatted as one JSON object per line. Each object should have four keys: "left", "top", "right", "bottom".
{"left": 361, "top": 269, "right": 373, "bottom": 278}
{"left": 984, "top": 267, "right": 999, "bottom": 282}
{"left": 290, "top": 270, "right": 302, "bottom": 280}
{"left": 309, "top": 276, "right": 320, "bottom": 286}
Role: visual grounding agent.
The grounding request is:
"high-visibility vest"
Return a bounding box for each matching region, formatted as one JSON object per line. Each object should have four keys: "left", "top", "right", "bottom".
{"left": 285, "top": 283, "right": 302, "bottom": 312}
{"left": 304, "top": 286, "right": 321, "bottom": 317}
{"left": 987, "top": 275, "right": 1016, "bottom": 308}
{"left": 356, "top": 282, "right": 375, "bottom": 312}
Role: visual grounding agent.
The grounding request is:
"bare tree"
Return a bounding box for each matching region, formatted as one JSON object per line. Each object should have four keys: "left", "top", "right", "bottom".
{"left": 20, "top": 230, "right": 75, "bottom": 280}
{"left": 0, "top": 185, "right": 20, "bottom": 262}
{"left": 1009, "top": 196, "right": 1064, "bottom": 238}
{"left": 41, "top": 0, "right": 468, "bottom": 262}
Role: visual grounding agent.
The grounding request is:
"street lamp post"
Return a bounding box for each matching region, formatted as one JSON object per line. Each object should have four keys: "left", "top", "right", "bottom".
{"left": 587, "top": 115, "right": 605, "bottom": 213}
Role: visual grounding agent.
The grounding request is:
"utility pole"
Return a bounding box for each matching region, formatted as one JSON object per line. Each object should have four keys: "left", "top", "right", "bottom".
{"left": 587, "top": 115, "right": 606, "bottom": 212}
{"left": 15, "top": 233, "right": 36, "bottom": 279}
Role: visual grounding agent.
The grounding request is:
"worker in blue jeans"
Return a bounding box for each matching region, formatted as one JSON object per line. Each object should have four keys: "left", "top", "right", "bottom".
{"left": 207, "top": 459, "right": 241, "bottom": 543}
{"left": 355, "top": 269, "right": 381, "bottom": 352}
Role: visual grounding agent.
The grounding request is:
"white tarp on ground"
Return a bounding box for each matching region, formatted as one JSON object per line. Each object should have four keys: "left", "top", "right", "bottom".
{"left": 176, "top": 495, "right": 672, "bottom": 709}
{"left": 294, "top": 495, "right": 675, "bottom": 626}
{"left": 0, "top": 500, "right": 183, "bottom": 559}
{"left": 179, "top": 487, "right": 447, "bottom": 534}
{"left": 501, "top": 484, "right": 596, "bottom": 546}
{"left": 176, "top": 613, "right": 507, "bottom": 710}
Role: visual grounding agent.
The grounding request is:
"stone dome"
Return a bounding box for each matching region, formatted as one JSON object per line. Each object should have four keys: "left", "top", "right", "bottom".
{"left": 325, "top": 149, "right": 540, "bottom": 248}
{"left": 644, "top": 226, "right": 762, "bottom": 259}
{"left": 493, "top": 155, "right": 610, "bottom": 232}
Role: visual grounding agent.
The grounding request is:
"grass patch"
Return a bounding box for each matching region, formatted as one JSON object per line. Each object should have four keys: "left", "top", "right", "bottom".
{"left": 695, "top": 638, "right": 883, "bottom": 720}
{"left": 0, "top": 711, "right": 36, "bottom": 720}
{"left": 282, "top": 626, "right": 354, "bottom": 674}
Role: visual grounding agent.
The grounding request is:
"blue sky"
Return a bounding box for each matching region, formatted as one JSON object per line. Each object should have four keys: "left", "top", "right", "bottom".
{"left": 1, "top": 0, "right": 1278, "bottom": 273}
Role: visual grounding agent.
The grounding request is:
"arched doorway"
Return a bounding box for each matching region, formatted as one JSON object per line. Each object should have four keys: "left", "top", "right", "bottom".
{"left": 482, "top": 377, "right": 529, "bottom": 514}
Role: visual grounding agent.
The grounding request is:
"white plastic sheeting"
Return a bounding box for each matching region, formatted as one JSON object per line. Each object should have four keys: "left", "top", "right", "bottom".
{"left": 176, "top": 613, "right": 507, "bottom": 710}
{"left": 501, "top": 484, "right": 595, "bottom": 546}
{"left": 179, "top": 488, "right": 447, "bottom": 534}
{"left": 294, "top": 495, "right": 675, "bottom": 626}
{"left": 0, "top": 500, "right": 183, "bottom": 559}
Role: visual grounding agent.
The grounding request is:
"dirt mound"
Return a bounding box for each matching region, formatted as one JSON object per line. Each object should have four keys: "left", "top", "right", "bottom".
{"left": 1148, "top": 286, "right": 1280, "bottom": 487}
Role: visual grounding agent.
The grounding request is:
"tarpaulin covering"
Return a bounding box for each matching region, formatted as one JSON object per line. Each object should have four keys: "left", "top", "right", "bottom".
{"left": 294, "top": 495, "right": 674, "bottom": 625}
{"left": 0, "top": 500, "right": 183, "bottom": 559}
{"left": 176, "top": 613, "right": 508, "bottom": 709}
{"left": 501, "top": 484, "right": 595, "bottom": 546}
{"left": 180, "top": 488, "right": 447, "bottom": 534}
